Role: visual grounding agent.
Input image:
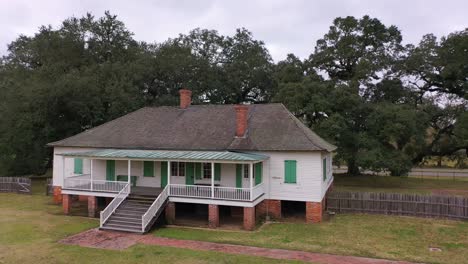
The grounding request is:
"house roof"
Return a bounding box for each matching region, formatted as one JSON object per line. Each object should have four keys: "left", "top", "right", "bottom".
{"left": 48, "top": 103, "right": 336, "bottom": 152}
{"left": 58, "top": 149, "right": 268, "bottom": 162}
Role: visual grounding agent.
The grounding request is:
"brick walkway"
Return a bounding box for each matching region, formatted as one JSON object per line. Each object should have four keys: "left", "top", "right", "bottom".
{"left": 61, "top": 229, "right": 419, "bottom": 264}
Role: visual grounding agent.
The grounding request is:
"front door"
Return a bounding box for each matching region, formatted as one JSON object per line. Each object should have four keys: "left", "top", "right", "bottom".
{"left": 185, "top": 162, "right": 195, "bottom": 185}
{"left": 106, "top": 160, "right": 115, "bottom": 181}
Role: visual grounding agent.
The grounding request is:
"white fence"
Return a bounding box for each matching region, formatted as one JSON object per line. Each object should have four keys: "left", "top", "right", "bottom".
{"left": 100, "top": 183, "right": 130, "bottom": 227}
{"left": 0, "top": 177, "right": 31, "bottom": 194}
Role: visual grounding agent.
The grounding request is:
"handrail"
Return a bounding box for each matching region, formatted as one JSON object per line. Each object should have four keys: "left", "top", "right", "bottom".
{"left": 100, "top": 183, "right": 130, "bottom": 228}
{"left": 141, "top": 185, "right": 169, "bottom": 232}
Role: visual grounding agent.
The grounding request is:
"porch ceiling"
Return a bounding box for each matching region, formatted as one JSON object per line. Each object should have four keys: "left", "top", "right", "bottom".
{"left": 58, "top": 149, "right": 268, "bottom": 162}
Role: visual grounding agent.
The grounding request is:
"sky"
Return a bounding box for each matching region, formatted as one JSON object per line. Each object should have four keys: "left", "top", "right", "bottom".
{"left": 0, "top": 0, "right": 467, "bottom": 61}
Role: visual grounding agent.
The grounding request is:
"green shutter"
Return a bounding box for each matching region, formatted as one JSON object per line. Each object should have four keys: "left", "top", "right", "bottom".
{"left": 106, "top": 160, "right": 115, "bottom": 181}
{"left": 143, "top": 161, "right": 154, "bottom": 177}
{"left": 186, "top": 163, "right": 195, "bottom": 185}
{"left": 323, "top": 158, "right": 327, "bottom": 181}
{"left": 195, "top": 163, "right": 202, "bottom": 179}
{"left": 236, "top": 164, "right": 242, "bottom": 188}
{"left": 284, "top": 160, "right": 297, "bottom": 183}
{"left": 161, "top": 161, "right": 168, "bottom": 187}
{"left": 74, "top": 158, "right": 83, "bottom": 174}
{"left": 214, "top": 163, "right": 221, "bottom": 181}
{"left": 255, "top": 162, "right": 262, "bottom": 185}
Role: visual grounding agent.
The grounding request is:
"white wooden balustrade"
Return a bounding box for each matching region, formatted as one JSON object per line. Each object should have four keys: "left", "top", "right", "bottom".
{"left": 100, "top": 183, "right": 130, "bottom": 227}
{"left": 141, "top": 185, "right": 169, "bottom": 232}
{"left": 169, "top": 184, "right": 264, "bottom": 201}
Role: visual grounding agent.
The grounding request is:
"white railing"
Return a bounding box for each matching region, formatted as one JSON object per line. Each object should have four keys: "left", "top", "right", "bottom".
{"left": 252, "top": 183, "right": 265, "bottom": 201}
{"left": 100, "top": 183, "right": 130, "bottom": 228}
{"left": 170, "top": 184, "right": 212, "bottom": 198}
{"left": 169, "top": 184, "right": 265, "bottom": 201}
{"left": 215, "top": 186, "right": 251, "bottom": 201}
{"left": 63, "top": 178, "right": 127, "bottom": 193}
{"left": 141, "top": 185, "right": 169, "bottom": 232}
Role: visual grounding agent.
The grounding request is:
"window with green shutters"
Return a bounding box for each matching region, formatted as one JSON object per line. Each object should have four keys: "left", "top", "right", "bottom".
{"left": 106, "top": 160, "right": 115, "bottom": 181}
{"left": 214, "top": 163, "right": 221, "bottom": 181}
{"left": 160, "top": 161, "right": 168, "bottom": 187}
{"left": 235, "top": 164, "right": 242, "bottom": 188}
{"left": 255, "top": 162, "right": 262, "bottom": 185}
{"left": 143, "top": 161, "right": 154, "bottom": 177}
{"left": 284, "top": 160, "right": 297, "bottom": 183}
{"left": 73, "top": 158, "right": 83, "bottom": 174}
{"left": 323, "top": 158, "right": 327, "bottom": 181}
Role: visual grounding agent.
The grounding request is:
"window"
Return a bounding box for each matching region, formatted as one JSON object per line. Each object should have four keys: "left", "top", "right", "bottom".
{"left": 203, "top": 163, "right": 212, "bottom": 179}
{"left": 323, "top": 158, "right": 327, "bottom": 181}
{"left": 143, "top": 161, "right": 154, "bottom": 177}
{"left": 242, "top": 164, "right": 255, "bottom": 179}
{"left": 323, "top": 155, "right": 332, "bottom": 181}
{"left": 74, "top": 158, "right": 83, "bottom": 174}
{"left": 243, "top": 164, "right": 249, "bottom": 178}
{"left": 284, "top": 160, "right": 297, "bottom": 183}
{"left": 171, "top": 162, "right": 185, "bottom": 177}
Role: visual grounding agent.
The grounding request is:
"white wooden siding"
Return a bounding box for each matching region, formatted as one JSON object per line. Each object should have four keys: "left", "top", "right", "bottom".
{"left": 254, "top": 151, "right": 325, "bottom": 202}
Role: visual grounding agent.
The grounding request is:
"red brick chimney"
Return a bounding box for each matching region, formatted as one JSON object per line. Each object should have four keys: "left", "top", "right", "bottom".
{"left": 179, "top": 89, "right": 192, "bottom": 109}
{"left": 234, "top": 105, "right": 249, "bottom": 137}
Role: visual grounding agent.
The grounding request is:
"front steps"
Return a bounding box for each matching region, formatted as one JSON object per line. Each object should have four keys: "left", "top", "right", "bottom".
{"left": 100, "top": 194, "right": 163, "bottom": 233}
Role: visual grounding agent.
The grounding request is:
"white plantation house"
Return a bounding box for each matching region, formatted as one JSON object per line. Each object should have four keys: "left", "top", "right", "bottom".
{"left": 49, "top": 89, "right": 335, "bottom": 233}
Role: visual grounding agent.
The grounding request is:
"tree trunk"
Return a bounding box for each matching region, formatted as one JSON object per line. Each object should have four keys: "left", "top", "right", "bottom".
{"left": 346, "top": 158, "right": 360, "bottom": 176}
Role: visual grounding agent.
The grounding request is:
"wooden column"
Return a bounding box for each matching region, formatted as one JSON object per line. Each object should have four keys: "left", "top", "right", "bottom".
{"left": 90, "top": 159, "right": 94, "bottom": 191}
{"left": 249, "top": 163, "right": 253, "bottom": 201}
{"left": 211, "top": 162, "right": 215, "bottom": 198}
{"left": 167, "top": 161, "right": 171, "bottom": 194}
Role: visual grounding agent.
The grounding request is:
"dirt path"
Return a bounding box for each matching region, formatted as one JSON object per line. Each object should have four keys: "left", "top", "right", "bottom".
{"left": 60, "top": 229, "right": 420, "bottom": 264}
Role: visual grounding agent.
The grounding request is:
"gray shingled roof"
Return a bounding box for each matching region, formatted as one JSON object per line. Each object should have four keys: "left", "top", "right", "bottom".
{"left": 48, "top": 103, "right": 336, "bottom": 152}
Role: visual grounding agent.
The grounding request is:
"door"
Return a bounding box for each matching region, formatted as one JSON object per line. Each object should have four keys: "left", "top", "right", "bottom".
{"left": 106, "top": 160, "right": 115, "bottom": 181}
{"left": 185, "top": 162, "right": 195, "bottom": 185}
{"left": 242, "top": 164, "right": 251, "bottom": 188}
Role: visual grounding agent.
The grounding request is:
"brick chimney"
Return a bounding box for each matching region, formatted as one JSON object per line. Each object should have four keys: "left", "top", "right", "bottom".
{"left": 179, "top": 89, "right": 192, "bottom": 109}
{"left": 234, "top": 105, "right": 249, "bottom": 137}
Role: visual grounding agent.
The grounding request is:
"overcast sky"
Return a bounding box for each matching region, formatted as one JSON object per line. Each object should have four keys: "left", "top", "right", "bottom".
{"left": 0, "top": 0, "right": 466, "bottom": 61}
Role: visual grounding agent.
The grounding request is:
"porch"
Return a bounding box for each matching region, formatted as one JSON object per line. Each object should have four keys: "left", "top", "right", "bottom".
{"left": 59, "top": 149, "right": 267, "bottom": 203}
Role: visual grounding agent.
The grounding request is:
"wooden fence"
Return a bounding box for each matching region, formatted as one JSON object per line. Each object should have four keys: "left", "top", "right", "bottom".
{"left": 327, "top": 191, "right": 468, "bottom": 220}
{"left": 46, "top": 178, "right": 53, "bottom": 196}
{"left": 0, "top": 177, "right": 32, "bottom": 194}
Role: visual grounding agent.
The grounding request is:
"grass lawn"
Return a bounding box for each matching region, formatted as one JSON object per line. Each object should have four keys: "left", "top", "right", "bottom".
{"left": 333, "top": 174, "right": 468, "bottom": 196}
{"left": 0, "top": 180, "right": 297, "bottom": 264}
{"left": 155, "top": 215, "right": 468, "bottom": 264}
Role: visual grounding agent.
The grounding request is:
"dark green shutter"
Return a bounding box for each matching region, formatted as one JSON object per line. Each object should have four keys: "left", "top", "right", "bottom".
{"left": 186, "top": 163, "right": 195, "bottom": 185}
{"left": 106, "top": 160, "right": 115, "bottom": 181}
{"left": 161, "top": 161, "right": 168, "bottom": 187}
{"left": 143, "top": 161, "right": 154, "bottom": 177}
{"left": 214, "top": 163, "right": 221, "bottom": 181}
{"left": 323, "top": 158, "right": 327, "bottom": 181}
{"left": 236, "top": 164, "right": 242, "bottom": 188}
{"left": 195, "top": 163, "right": 202, "bottom": 179}
{"left": 74, "top": 158, "right": 83, "bottom": 174}
{"left": 284, "top": 160, "right": 297, "bottom": 183}
{"left": 255, "top": 162, "right": 262, "bottom": 185}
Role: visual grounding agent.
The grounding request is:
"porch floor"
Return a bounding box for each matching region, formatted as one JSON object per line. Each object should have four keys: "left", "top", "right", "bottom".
{"left": 131, "top": 187, "right": 163, "bottom": 196}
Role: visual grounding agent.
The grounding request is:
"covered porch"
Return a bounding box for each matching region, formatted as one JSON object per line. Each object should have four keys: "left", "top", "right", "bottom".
{"left": 58, "top": 149, "right": 267, "bottom": 202}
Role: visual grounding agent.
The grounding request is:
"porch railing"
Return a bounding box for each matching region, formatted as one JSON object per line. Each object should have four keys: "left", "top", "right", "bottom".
{"left": 252, "top": 183, "right": 265, "bottom": 201}
{"left": 169, "top": 184, "right": 265, "bottom": 201}
{"left": 63, "top": 178, "right": 127, "bottom": 193}
{"left": 100, "top": 183, "right": 130, "bottom": 227}
{"left": 141, "top": 185, "right": 169, "bottom": 232}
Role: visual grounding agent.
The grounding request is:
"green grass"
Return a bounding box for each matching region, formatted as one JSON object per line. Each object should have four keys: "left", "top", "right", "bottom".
{"left": 155, "top": 215, "right": 468, "bottom": 264}
{"left": 0, "top": 180, "right": 298, "bottom": 264}
{"left": 333, "top": 174, "right": 468, "bottom": 196}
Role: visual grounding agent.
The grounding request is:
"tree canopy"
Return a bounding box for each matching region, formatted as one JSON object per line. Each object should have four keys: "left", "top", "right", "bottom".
{"left": 0, "top": 12, "right": 466, "bottom": 176}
